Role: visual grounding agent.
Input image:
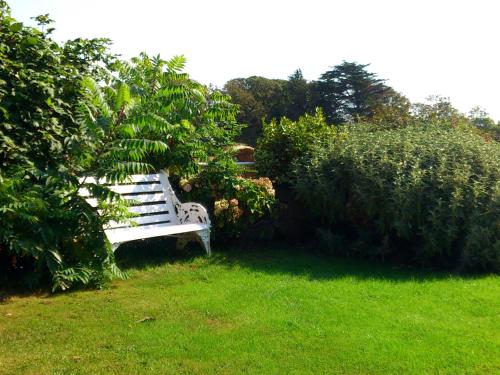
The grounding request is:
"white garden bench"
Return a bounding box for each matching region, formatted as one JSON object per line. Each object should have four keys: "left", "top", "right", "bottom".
{"left": 78, "top": 171, "right": 211, "bottom": 255}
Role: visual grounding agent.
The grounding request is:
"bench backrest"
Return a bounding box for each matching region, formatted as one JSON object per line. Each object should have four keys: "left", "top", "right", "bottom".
{"left": 79, "top": 172, "right": 182, "bottom": 232}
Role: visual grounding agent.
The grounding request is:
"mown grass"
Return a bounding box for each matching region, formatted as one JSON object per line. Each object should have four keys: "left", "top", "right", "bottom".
{"left": 1, "top": 241, "right": 499, "bottom": 374}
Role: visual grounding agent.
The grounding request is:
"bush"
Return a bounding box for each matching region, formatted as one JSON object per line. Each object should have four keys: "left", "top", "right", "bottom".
{"left": 293, "top": 124, "right": 500, "bottom": 271}
{"left": 255, "top": 109, "right": 344, "bottom": 184}
{"left": 0, "top": 6, "right": 130, "bottom": 290}
{"left": 174, "top": 154, "right": 275, "bottom": 240}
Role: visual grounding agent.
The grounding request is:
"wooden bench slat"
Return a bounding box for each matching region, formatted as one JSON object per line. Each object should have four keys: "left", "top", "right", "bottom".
{"left": 105, "top": 213, "right": 175, "bottom": 229}
{"left": 128, "top": 203, "right": 171, "bottom": 215}
{"left": 83, "top": 192, "right": 167, "bottom": 207}
{"left": 78, "top": 183, "right": 162, "bottom": 197}
{"left": 124, "top": 192, "right": 166, "bottom": 203}
{"left": 108, "top": 183, "right": 163, "bottom": 194}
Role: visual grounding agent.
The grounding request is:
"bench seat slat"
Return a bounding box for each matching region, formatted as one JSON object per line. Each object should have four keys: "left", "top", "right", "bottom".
{"left": 78, "top": 183, "right": 162, "bottom": 197}
{"left": 124, "top": 192, "right": 166, "bottom": 204}
{"left": 105, "top": 213, "right": 175, "bottom": 229}
{"left": 83, "top": 192, "right": 167, "bottom": 207}
{"left": 109, "top": 184, "right": 163, "bottom": 194}
{"left": 105, "top": 223, "right": 208, "bottom": 244}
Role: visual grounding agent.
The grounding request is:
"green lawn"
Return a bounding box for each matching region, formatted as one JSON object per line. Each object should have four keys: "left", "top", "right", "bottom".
{"left": 1, "top": 242, "right": 499, "bottom": 374}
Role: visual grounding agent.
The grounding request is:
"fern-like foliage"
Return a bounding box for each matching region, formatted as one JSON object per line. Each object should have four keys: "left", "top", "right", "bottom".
{"left": 118, "top": 53, "right": 242, "bottom": 177}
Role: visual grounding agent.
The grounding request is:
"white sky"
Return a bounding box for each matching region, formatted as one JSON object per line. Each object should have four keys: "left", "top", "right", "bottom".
{"left": 8, "top": 0, "right": 500, "bottom": 120}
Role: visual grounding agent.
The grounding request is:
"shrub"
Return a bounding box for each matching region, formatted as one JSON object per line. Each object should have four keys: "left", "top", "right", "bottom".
{"left": 118, "top": 53, "right": 243, "bottom": 176}
{"left": 255, "top": 109, "right": 344, "bottom": 184}
{"left": 0, "top": 8, "right": 179, "bottom": 290}
{"left": 175, "top": 154, "right": 275, "bottom": 240}
{"left": 293, "top": 124, "right": 500, "bottom": 271}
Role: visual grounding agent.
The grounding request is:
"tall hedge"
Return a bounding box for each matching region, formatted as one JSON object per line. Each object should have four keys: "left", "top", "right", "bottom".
{"left": 293, "top": 124, "right": 500, "bottom": 271}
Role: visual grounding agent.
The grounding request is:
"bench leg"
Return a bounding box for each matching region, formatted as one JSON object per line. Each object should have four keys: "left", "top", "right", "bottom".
{"left": 195, "top": 229, "right": 211, "bottom": 257}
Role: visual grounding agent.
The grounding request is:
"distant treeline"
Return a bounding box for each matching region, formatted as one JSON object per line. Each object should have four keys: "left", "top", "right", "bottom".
{"left": 223, "top": 62, "right": 499, "bottom": 145}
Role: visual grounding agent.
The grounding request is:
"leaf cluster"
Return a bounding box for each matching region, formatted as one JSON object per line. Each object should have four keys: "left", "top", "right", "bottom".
{"left": 255, "top": 109, "right": 346, "bottom": 184}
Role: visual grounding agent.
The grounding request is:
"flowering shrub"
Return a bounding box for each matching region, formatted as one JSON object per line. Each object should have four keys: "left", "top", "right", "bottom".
{"left": 177, "top": 157, "right": 275, "bottom": 240}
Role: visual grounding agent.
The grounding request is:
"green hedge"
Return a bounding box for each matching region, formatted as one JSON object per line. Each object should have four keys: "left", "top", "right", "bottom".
{"left": 255, "top": 109, "right": 343, "bottom": 184}
{"left": 293, "top": 124, "right": 500, "bottom": 271}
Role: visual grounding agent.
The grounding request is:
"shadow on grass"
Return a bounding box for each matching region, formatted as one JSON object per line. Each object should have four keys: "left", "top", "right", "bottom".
{"left": 1, "top": 239, "right": 489, "bottom": 301}
{"left": 115, "top": 237, "right": 205, "bottom": 271}
{"left": 117, "top": 237, "right": 486, "bottom": 283}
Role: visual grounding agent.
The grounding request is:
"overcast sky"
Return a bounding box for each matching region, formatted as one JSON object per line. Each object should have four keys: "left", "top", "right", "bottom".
{"left": 8, "top": 0, "right": 500, "bottom": 120}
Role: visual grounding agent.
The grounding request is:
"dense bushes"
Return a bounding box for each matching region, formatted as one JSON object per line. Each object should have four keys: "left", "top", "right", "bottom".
{"left": 255, "top": 109, "right": 344, "bottom": 184}
{"left": 0, "top": 7, "right": 138, "bottom": 290}
{"left": 293, "top": 124, "right": 500, "bottom": 271}
{"left": 254, "top": 111, "right": 345, "bottom": 240}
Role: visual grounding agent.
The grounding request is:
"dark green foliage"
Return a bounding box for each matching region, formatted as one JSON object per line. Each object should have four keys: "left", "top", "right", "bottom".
{"left": 293, "top": 124, "right": 500, "bottom": 271}
{"left": 284, "top": 69, "right": 310, "bottom": 121}
{"left": 0, "top": 7, "right": 114, "bottom": 171}
{"left": 255, "top": 110, "right": 345, "bottom": 184}
{"left": 0, "top": 8, "right": 169, "bottom": 290}
{"left": 223, "top": 76, "right": 289, "bottom": 145}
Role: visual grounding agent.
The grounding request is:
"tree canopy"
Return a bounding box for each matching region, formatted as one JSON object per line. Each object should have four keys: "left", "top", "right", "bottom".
{"left": 314, "top": 62, "right": 392, "bottom": 124}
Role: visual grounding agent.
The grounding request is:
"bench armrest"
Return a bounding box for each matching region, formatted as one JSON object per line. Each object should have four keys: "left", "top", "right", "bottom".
{"left": 177, "top": 202, "right": 211, "bottom": 226}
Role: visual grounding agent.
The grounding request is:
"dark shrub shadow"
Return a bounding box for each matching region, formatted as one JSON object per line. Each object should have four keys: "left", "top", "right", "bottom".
{"left": 209, "top": 242, "right": 488, "bottom": 283}
{"left": 115, "top": 236, "right": 206, "bottom": 271}
{"left": 2, "top": 240, "right": 489, "bottom": 301}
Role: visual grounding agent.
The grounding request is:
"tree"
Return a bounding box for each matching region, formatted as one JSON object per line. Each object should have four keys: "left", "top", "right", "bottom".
{"left": 119, "top": 53, "right": 242, "bottom": 176}
{"left": 285, "top": 69, "right": 309, "bottom": 120}
{"left": 370, "top": 90, "right": 412, "bottom": 127}
{"left": 223, "top": 76, "right": 288, "bottom": 145}
{"left": 313, "top": 61, "right": 392, "bottom": 124}
{"left": 468, "top": 107, "right": 500, "bottom": 141}
{"left": 411, "top": 95, "right": 465, "bottom": 125}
